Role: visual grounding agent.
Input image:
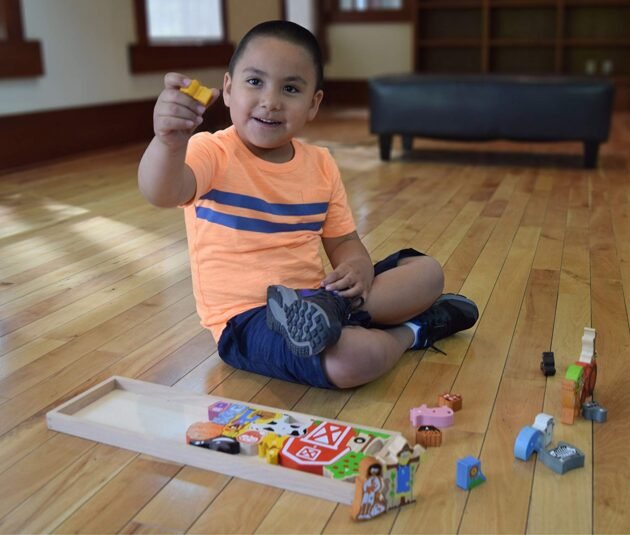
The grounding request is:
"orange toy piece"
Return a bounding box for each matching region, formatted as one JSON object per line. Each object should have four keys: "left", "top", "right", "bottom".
{"left": 438, "top": 393, "right": 463, "bottom": 412}
{"left": 180, "top": 79, "right": 213, "bottom": 106}
{"left": 186, "top": 421, "right": 224, "bottom": 445}
{"left": 416, "top": 425, "right": 442, "bottom": 448}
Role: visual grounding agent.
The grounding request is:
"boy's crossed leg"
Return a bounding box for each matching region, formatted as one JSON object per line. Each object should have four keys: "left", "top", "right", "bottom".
{"left": 267, "top": 251, "right": 479, "bottom": 388}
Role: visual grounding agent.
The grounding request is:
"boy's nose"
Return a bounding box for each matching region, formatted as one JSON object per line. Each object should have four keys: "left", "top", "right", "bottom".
{"left": 260, "top": 90, "right": 281, "bottom": 110}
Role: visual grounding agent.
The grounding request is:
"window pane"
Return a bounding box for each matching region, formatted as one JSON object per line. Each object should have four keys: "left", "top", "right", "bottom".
{"left": 146, "top": 0, "right": 222, "bottom": 43}
{"left": 339, "top": 0, "right": 402, "bottom": 11}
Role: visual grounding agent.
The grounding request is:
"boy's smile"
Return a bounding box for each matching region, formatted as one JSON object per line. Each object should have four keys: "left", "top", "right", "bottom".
{"left": 223, "top": 36, "right": 323, "bottom": 163}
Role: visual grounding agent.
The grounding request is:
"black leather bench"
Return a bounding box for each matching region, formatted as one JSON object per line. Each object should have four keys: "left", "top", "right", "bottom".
{"left": 369, "top": 74, "right": 614, "bottom": 168}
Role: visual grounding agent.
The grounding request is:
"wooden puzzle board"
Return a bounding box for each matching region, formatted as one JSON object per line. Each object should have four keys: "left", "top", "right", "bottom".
{"left": 46, "top": 376, "right": 404, "bottom": 504}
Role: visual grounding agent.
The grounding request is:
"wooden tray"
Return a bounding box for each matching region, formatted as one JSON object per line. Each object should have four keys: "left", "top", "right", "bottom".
{"left": 46, "top": 376, "right": 404, "bottom": 504}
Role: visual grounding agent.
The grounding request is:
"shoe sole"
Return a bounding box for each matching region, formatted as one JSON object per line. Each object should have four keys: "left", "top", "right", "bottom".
{"left": 436, "top": 293, "right": 479, "bottom": 328}
{"left": 266, "top": 285, "right": 338, "bottom": 358}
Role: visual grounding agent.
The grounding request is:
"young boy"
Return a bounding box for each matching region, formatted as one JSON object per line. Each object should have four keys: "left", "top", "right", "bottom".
{"left": 138, "top": 20, "right": 478, "bottom": 389}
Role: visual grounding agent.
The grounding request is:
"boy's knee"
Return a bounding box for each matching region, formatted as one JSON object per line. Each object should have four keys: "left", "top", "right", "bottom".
{"left": 321, "top": 339, "right": 379, "bottom": 389}
{"left": 404, "top": 254, "right": 444, "bottom": 297}
{"left": 424, "top": 255, "right": 445, "bottom": 295}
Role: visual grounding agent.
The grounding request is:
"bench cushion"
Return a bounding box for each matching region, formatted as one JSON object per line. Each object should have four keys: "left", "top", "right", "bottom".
{"left": 369, "top": 74, "right": 614, "bottom": 143}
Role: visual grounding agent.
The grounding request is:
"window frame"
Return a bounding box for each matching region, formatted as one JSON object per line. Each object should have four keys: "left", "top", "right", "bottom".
{"left": 324, "top": 0, "right": 413, "bottom": 23}
{"left": 0, "top": 0, "right": 43, "bottom": 78}
{"left": 129, "top": 0, "right": 234, "bottom": 73}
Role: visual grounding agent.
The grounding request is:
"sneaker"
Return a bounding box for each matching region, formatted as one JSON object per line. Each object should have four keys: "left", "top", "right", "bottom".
{"left": 406, "top": 293, "right": 479, "bottom": 352}
{"left": 266, "top": 285, "right": 354, "bottom": 357}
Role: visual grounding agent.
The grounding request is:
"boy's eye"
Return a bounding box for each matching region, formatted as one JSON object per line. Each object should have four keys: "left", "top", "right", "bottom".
{"left": 284, "top": 85, "right": 299, "bottom": 94}
{"left": 247, "top": 78, "right": 261, "bottom": 86}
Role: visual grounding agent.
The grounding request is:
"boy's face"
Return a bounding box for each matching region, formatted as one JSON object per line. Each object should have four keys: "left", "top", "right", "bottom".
{"left": 223, "top": 36, "right": 323, "bottom": 162}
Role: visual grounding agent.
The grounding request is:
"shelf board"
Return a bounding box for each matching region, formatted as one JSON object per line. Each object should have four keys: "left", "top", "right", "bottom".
{"left": 490, "top": 39, "right": 556, "bottom": 46}
{"left": 417, "top": 1, "right": 483, "bottom": 9}
{"left": 565, "top": 0, "right": 630, "bottom": 6}
{"left": 490, "top": 0, "right": 557, "bottom": 7}
{"left": 417, "top": 39, "right": 482, "bottom": 47}
{"left": 564, "top": 38, "right": 630, "bottom": 46}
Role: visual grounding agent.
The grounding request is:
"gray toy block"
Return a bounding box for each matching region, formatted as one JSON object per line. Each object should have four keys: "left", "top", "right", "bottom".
{"left": 539, "top": 442, "right": 585, "bottom": 474}
{"left": 582, "top": 400, "right": 608, "bottom": 423}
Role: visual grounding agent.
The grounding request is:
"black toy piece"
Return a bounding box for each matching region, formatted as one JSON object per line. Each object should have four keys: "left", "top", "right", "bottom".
{"left": 208, "top": 436, "right": 241, "bottom": 454}
{"left": 540, "top": 351, "right": 556, "bottom": 376}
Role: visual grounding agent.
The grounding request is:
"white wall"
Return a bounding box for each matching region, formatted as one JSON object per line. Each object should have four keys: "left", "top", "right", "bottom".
{"left": 0, "top": 0, "right": 413, "bottom": 116}
{"left": 0, "top": 0, "right": 227, "bottom": 116}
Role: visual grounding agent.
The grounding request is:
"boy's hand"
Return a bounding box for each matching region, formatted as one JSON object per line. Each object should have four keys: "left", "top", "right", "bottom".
{"left": 153, "top": 73, "right": 220, "bottom": 149}
{"left": 321, "top": 259, "right": 373, "bottom": 301}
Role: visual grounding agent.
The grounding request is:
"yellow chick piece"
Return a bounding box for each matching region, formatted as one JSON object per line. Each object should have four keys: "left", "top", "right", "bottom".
{"left": 180, "top": 79, "right": 213, "bottom": 106}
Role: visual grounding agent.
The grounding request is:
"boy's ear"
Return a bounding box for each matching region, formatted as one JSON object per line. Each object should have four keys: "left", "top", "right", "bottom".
{"left": 222, "top": 72, "right": 232, "bottom": 107}
{"left": 307, "top": 89, "right": 324, "bottom": 121}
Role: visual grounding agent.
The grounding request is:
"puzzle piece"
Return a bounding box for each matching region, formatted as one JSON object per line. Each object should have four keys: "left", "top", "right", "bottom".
{"left": 438, "top": 393, "right": 462, "bottom": 411}
{"left": 409, "top": 404, "right": 454, "bottom": 428}
{"left": 415, "top": 425, "right": 442, "bottom": 448}
{"left": 539, "top": 441, "right": 585, "bottom": 474}
{"left": 179, "top": 79, "right": 213, "bottom": 105}
{"left": 514, "top": 426, "right": 543, "bottom": 461}
{"left": 532, "top": 413, "right": 555, "bottom": 448}
{"left": 236, "top": 429, "right": 264, "bottom": 455}
{"left": 186, "top": 421, "right": 224, "bottom": 447}
{"left": 456, "top": 456, "right": 486, "bottom": 490}
{"left": 582, "top": 400, "right": 608, "bottom": 423}
{"left": 351, "top": 456, "right": 388, "bottom": 521}
{"left": 540, "top": 351, "right": 556, "bottom": 376}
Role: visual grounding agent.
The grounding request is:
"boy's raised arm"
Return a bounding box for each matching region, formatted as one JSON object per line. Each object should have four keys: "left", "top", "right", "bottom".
{"left": 138, "top": 72, "right": 220, "bottom": 207}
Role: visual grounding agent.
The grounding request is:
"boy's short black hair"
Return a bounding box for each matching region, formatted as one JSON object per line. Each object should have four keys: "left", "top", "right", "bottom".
{"left": 228, "top": 20, "right": 324, "bottom": 91}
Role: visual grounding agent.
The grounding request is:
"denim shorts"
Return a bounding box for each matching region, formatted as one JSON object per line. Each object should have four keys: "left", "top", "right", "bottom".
{"left": 217, "top": 248, "right": 425, "bottom": 388}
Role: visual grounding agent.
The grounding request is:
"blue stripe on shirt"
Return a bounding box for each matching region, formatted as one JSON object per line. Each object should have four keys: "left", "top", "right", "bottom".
{"left": 200, "top": 189, "right": 328, "bottom": 216}
{"left": 195, "top": 206, "right": 324, "bottom": 233}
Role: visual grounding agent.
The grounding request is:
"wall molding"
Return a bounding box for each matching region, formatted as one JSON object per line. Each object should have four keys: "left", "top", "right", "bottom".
{"left": 0, "top": 99, "right": 231, "bottom": 173}
{"left": 0, "top": 82, "right": 370, "bottom": 173}
{"left": 323, "top": 79, "right": 369, "bottom": 107}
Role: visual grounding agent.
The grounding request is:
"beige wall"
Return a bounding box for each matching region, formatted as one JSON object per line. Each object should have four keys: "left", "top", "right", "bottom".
{"left": 0, "top": 0, "right": 412, "bottom": 116}
{"left": 227, "top": 0, "right": 282, "bottom": 44}
{"left": 325, "top": 23, "right": 413, "bottom": 79}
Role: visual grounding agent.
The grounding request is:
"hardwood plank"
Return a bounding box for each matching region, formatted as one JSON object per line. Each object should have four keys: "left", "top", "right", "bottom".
{"left": 53, "top": 456, "right": 181, "bottom": 534}
{"left": 459, "top": 268, "right": 560, "bottom": 533}
{"left": 528, "top": 224, "right": 592, "bottom": 534}
{"left": 0, "top": 444, "right": 136, "bottom": 534}
{"left": 0, "top": 109, "right": 629, "bottom": 533}
{"left": 0, "top": 276, "right": 192, "bottom": 399}
{"left": 592, "top": 277, "right": 630, "bottom": 534}
{"left": 0, "top": 434, "right": 95, "bottom": 518}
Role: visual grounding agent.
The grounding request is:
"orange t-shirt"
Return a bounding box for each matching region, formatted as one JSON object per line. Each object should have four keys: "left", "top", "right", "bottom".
{"left": 183, "top": 126, "right": 356, "bottom": 341}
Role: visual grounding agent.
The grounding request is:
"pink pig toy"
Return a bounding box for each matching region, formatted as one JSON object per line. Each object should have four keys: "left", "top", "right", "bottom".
{"left": 410, "top": 404, "right": 454, "bottom": 428}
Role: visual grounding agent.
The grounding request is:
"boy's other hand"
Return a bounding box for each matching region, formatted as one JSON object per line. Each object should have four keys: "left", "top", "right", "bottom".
{"left": 321, "top": 260, "right": 373, "bottom": 301}
{"left": 153, "top": 73, "right": 221, "bottom": 149}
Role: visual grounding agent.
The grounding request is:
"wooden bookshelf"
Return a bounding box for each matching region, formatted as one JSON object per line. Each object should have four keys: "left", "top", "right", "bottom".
{"left": 413, "top": 0, "right": 630, "bottom": 107}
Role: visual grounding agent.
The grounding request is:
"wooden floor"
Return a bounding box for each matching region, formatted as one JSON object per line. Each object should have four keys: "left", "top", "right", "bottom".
{"left": 1, "top": 109, "right": 629, "bottom": 534}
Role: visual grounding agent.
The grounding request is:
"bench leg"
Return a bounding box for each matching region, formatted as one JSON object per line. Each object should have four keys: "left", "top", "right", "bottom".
{"left": 402, "top": 135, "right": 413, "bottom": 153}
{"left": 583, "top": 141, "right": 600, "bottom": 169}
{"left": 379, "top": 135, "right": 392, "bottom": 161}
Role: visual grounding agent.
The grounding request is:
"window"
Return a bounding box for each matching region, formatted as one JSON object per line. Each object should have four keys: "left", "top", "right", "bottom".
{"left": 145, "top": 0, "right": 223, "bottom": 43}
{"left": 326, "top": 0, "right": 412, "bottom": 23}
{"left": 0, "top": 0, "right": 43, "bottom": 78}
{"left": 129, "top": 0, "right": 233, "bottom": 73}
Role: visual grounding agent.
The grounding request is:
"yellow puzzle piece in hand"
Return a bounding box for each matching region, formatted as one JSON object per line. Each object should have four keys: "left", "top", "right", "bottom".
{"left": 180, "top": 79, "right": 213, "bottom": 106}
